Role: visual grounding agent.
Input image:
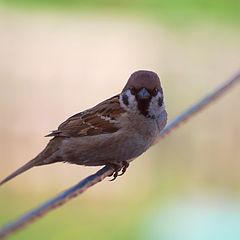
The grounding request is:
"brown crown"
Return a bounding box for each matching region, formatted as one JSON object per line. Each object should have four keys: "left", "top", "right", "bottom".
{"left": 122, "top": 70, "right": 162, "bottom": 94}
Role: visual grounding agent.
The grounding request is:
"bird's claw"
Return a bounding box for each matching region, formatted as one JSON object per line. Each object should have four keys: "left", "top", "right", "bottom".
{"left": 108, "top": 161, "right": 129, "bottom": 181}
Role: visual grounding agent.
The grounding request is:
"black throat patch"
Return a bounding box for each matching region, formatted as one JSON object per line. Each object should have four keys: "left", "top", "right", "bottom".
{"left": 136, "top": 97, "right": 151, "bottom": 117}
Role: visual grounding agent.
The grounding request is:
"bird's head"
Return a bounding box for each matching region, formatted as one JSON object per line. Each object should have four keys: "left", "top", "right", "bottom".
{"left": 120, "top": 70, "right": 165, "bottom": 119}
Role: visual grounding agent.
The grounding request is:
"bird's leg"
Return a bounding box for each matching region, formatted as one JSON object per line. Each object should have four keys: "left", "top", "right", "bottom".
{"left": 118, "top": 161, "right": 129, "bottom": 176}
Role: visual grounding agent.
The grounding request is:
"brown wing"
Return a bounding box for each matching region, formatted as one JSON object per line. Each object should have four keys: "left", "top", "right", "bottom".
{"left": 46, "top": 95, "right": 125, "bottom": 138}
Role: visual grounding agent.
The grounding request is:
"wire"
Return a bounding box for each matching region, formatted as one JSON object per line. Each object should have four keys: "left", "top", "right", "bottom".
{"left": 0, "top": 71, "right": 239, "bottom": 239}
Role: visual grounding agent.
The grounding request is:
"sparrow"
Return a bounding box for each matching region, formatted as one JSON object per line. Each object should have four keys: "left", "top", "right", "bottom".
{"left": 0, "top": 70, "right": 167, "bottom": 185}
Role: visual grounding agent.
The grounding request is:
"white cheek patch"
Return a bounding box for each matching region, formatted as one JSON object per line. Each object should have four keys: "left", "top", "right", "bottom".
{"left": 119, "top": 90, "right": 139, "bottom": 113}
{"left": 149, "top": 92, "right": 165, "bottom": 118}
{"left": 158, "top": 92, "right": 162, "bottom": 99}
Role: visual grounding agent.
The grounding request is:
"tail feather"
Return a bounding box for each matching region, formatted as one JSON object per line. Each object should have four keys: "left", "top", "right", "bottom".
{"left": 0, "top": 158, "right": 41, "bottom": 186}
{"left": 0, "top": 138, "right": 63, "bottom": 186}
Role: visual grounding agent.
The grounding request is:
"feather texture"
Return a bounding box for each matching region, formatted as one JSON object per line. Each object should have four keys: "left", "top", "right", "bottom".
{"left": 46, "top": 95, "right": 125, "bottom": 137}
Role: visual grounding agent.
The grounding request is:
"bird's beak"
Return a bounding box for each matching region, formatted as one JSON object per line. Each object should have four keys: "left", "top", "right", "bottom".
{"left": 137, "top": 88, "right": 151, "bottom": 99}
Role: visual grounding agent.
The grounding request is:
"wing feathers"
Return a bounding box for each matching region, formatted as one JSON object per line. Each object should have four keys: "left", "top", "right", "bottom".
{"left": 46, "top": 95, "right": 125, "bottom": 138}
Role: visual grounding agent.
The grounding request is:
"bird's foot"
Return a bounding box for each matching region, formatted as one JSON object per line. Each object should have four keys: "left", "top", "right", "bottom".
{"left": 108, "top": 161, "right": 129, "bottom": 181}
{"left": 118, "top": 161, "right": 129, "bottom": 176}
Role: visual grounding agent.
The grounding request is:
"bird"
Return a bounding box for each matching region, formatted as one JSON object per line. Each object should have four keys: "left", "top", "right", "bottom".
{"left": 0, "top": 70, "right": 167, "bottom": 185}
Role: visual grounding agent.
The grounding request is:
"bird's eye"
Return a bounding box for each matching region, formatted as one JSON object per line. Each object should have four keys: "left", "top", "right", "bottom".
{"left": 152, "top": 88, "right": 158, "bottom": 96}
{"left": 130, "top": 87, "right": 137, "bottom": 95}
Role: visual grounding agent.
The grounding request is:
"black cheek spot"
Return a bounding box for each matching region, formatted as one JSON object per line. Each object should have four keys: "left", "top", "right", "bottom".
{"left": 122, "top": 94, "right": 129, "bottom": 106}
{"left": 158, "top": 97, "right": 163, "bottom": 106}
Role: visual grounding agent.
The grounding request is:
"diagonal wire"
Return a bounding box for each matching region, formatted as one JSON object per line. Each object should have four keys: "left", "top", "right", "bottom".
{"left": 0, "top": 71, "right": 239, "bottom": 239}
{"left": 160, "top": 71, "right": 240, "bottom": 137}
{"left": 0, "top": 166, "right": 113, "bottom": 239}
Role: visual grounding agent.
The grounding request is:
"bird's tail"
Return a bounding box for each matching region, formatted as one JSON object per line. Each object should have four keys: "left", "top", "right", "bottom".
{"left": 0, "top": 138, "right": 63, "bottom": 186}
{"left": 0, "top": 157, "right": 43, "bottom": 186}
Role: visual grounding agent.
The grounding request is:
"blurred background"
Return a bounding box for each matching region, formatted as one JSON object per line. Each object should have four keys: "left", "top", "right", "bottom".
{"left": 0, "top": 0, "right": 239, "bottom": 239}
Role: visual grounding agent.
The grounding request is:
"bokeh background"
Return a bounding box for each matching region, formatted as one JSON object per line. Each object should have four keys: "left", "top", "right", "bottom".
{"left": 0, "top": 1, "right": 240, "bottom": 239}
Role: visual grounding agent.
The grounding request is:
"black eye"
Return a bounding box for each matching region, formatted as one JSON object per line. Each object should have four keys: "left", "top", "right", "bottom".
{"left": 130, "top": 87, "right": 137, "bottom": 95}
{"left": 158, "top": 97, "right": 163, "bottom": 106}
{"left": 152, "top": 88, "right": 158, "bottom": 96}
